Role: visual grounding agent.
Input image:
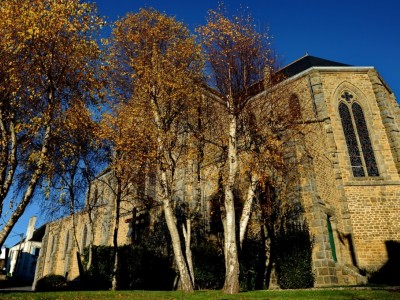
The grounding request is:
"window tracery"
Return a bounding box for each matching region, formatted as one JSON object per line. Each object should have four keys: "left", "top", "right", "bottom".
{"left": 338, "top": 91, "right": 379, "bottom": 177}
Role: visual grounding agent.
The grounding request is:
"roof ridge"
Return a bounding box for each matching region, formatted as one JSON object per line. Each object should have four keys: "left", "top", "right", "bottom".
{"left": 277, "top": 52, "right": 310, "bottom": 72}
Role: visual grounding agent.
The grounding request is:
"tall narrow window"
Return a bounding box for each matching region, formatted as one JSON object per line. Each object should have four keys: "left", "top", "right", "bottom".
{"left": 339, "top": 91, "right": 379, "bottom": 177}
{"left": 63, "top": 231, "right": 71, "bottom": 259}
{"left": 47, "top": 234, "right": 58, "bottom": 273}
{"left": 82, "top": 225, "right": 88, "bottom": 249}
{"left": 352, "top": 103, "right": 379, "bottom": 176}
{"left": 46, "top": 236, "right": 53, "bottom": 262}
{"left": 51, "top": 234, "right": 58, "bottom": 254}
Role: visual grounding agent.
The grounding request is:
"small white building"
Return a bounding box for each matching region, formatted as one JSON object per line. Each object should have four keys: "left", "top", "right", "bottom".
{"left": 0, "top": 247, "right": 8, "bottom": 278}
{"left": 6, "top": 217, "right": 43, "bottom": 282}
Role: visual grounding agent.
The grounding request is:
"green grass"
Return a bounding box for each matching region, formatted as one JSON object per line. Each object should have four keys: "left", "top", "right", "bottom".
{"left": 1, "top": 289, "right": 400, "bottom": 300}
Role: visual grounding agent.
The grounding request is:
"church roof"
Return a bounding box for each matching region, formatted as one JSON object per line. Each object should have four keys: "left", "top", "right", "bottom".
{"left": 204, "top": 54, "right": 353, "bottom": 98}
{"left": 277, "top": 54, "right": 351, "bottom": 78}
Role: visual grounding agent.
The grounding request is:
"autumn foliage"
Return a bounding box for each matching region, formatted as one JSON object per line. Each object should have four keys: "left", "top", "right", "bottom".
{"left": 1, "top": 1, "right": 305, "bottom": 294}
{"left": 106, "top": 8, "right": 204, "bottom": 292}
{"left": 0, "top": 0, "right": 104, "bottom": 247}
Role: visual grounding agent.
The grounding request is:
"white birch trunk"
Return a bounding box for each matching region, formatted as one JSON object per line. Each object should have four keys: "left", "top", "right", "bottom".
{"left": 83, "top": 173, "right": 96, "bottom": 271}
{"left": 160, "top": 169, "right": 194, "bottom": 292}
{"left": 182, "top": 219, "right": 195, "bottom": 287}
{"left": 149, "top": 89, "right": 193, "bottom": 292}
{"left": 0, "top": 112, "right": 17, "bottom": 210}
{"left": 0, "top": 85, "right": 54, "bottom": 248}
{"left": 239, "top": 174, "right": 259, "bottom": 248}
{"left": 111, "top": 174, "right": 122, "bottom": 291}
{"left": 0, "top": 123, "right": 51, "bottom": 248}
{"left": 222, "top": 114, "right": 240, "bottom": 294}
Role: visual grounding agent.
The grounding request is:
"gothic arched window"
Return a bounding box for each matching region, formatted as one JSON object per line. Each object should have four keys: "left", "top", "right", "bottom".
{"left": 339, "top": 91, "right": 379, "bottom": 177}
{"left": 63, "top": 231, "right": 70, "bottom": 259}
{"left": 82, "top": 225, "right": 88, "bottom": 249}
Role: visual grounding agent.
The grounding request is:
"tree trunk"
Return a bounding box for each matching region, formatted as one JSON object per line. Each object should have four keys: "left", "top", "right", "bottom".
{"left": 111, "top": 246, "right": 119, "bottom": 290}
{"left": 0, "top": 123, "right": 51, "bottom": 248}
{"left": 0, "top": 113, "right": 17, "bottom": 212}
{"left": 149, "top": 85, "right": 194, "bottom": 292}
{"left": 111, "top": 175, "right": 122, "bottom": 290}
{"left": 223, "top": 114, "right": 240, "bottom": 294}
{"left": 76, "top": 251, "right": 86, "bottom": 287}
{"left": 70, "top": 186, "right": 89, "bottom": 286}
{"left": 182, "top": 219, "right": 195, "bottom": 287}
{"left": 161, "top": 170, "right": 194, "bottom": 292}
{"left": 84, "top": 178, "right": 96, "bottom": 271}
{"left": 239, "top": 174, "right": 258, "bottom": 248}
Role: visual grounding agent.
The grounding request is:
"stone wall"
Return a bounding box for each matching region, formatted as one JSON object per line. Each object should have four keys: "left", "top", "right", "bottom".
{"left": 283, "top": 67, "right": 400, "bottom": 286}
{"left": 33, "top": 172, "right": 140, "bottom": 287}
{"left": 306, "top": 68, "right": 400, "bottom": 284}
{"left": 34, "top": 65, "right": 400, "bottom": 289}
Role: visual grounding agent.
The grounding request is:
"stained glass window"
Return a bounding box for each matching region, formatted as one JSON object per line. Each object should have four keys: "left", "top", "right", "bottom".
{"left": 352, "top": 103, "right": 379, "bottom": 176}
{"left": 339, "top": 102, "right": 365, "bottom": 177}
{"left": 338, "top": 92, "right": 379, "bottom": 177}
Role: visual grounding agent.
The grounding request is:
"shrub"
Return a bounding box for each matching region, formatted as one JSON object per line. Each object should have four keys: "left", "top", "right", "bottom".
{"left": 117, "top": 245, "right": 175, "bottom": 290}
{"left": 240, "top": 235, "right": 266, "bottom": 291}
{"left": 35, "top": 274, "right": 68, "bottom": 292}
{"left": 84, "top": 246, "right": 114, "bottom": 290}
{"left": 274, "top": 224, "right": 314, "bottom": 289}
{"left": 192, "top": 241, "right": 224, "bottom": 290}
{"left": 83, "top": 245, "right": 175, "bottom": 290}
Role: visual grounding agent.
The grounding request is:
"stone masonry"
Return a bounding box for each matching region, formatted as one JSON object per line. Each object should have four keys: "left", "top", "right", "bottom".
{"left": 34, "top": 55, "right": 400, "bottom": 288}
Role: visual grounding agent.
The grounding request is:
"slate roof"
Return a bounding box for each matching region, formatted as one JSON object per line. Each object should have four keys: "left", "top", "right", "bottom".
{"left": 277, "top": 54, "right": 351, "bottom": 78}
{"left": 205, "top": 54, "right": 352, "bottom": 98}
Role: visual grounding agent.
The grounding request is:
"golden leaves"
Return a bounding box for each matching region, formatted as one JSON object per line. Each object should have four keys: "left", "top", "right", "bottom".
{"left": 0, "top": 0, "right": 106, "bottom": 182}
{"left": 103, "top": 8, "right": 206, "bottom": 187}
{"left": 197, "top": 7, "right": 270, "bottom": 104}
{"left": 97, "top": 100, "right": 157, "bottom": 182}
{"left": 110, "top": 8, "right": 203, "bottom": 93}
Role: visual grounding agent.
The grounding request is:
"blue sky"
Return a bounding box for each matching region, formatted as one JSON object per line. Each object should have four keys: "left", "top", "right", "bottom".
{"left": 92, "top": 0, "right": 400, "bottom": 96}
{"left": 3, "top": 0, "right": 399, "bottom": 247}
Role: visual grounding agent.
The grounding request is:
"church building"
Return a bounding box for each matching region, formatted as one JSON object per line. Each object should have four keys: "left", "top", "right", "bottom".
{"left": 33, "top": 55, "right": 400, "bottom": 288}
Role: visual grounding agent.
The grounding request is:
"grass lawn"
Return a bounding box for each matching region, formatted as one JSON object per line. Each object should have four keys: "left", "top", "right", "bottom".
{"left": 1, "top": 288, "right": 400, "bottom": 300}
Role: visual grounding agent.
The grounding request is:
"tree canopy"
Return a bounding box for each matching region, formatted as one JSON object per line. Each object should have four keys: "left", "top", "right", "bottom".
{"left": 0, "top": 2, "right": 309, "bottom": 294}
{"left": 0, "top": 0, "right": 104, "bottom": 248}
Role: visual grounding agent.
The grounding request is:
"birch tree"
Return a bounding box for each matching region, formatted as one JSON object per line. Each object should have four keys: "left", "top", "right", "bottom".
{"left": 97, "top": 100, "right": 156, "bottom": 290}
{"left": 109, "top": 8, "right": 203, "bottom": 292}
{"left": 40, "top": 100, "right": 103, "bottom": 219}
{"left": 198, "top": 7, "right": 309, "bottom": 292}
{"left": 198, "top": 8, "right": 273, "bottom": 293}
{"left": 39, "top": 99, "right": 106, "bottom": 284}
{"left": 0, "top": 0, "right": 103, "bottom": 248}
